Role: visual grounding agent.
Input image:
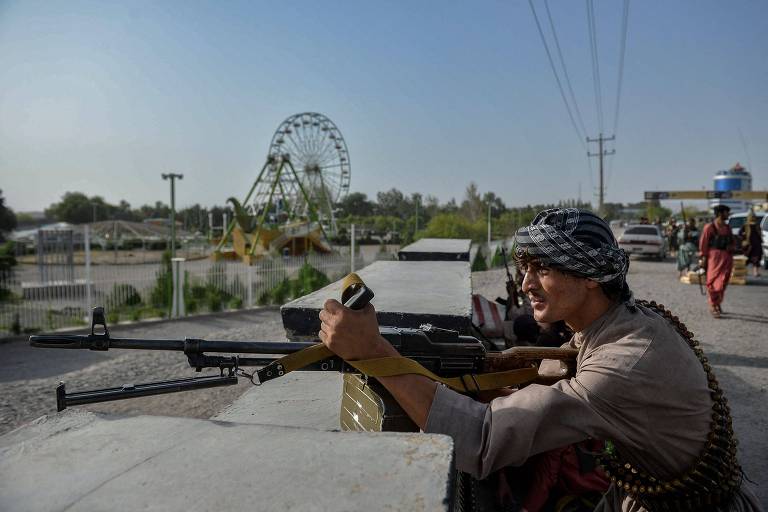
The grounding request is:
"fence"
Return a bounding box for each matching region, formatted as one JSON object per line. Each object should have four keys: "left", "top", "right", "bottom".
{"left": 0, "top": 248, "right": 391, "bottom": 337}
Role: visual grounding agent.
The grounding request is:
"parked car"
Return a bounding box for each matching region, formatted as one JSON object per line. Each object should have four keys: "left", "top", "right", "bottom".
{"left": 617, "top": 224, "right": 666, "bottom": 259}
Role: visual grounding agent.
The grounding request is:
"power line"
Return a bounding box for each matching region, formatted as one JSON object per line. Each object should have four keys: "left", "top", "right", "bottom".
{"left": 528, "top": 0, "right": 588, "bottom": 152}
{"left": 612, "top": 0, "right": 630, "bottom": 135}
{"left": 586, "top": 0, "right": 604, "bottom": 133}
{"left": 605, "top": 0, "right": 630, "bottom": 191}
{"left": 543, "top": 0, "right": 588, "bottom": 139}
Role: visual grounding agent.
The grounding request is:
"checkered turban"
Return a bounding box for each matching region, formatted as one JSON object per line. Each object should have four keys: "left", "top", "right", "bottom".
{"left": 514, "top": 208, "right": 629, "bottom": 284}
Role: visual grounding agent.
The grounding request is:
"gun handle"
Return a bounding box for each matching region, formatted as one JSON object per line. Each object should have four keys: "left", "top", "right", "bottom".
{"left": 340, "top": 273, "right": 374, "bottom": 310}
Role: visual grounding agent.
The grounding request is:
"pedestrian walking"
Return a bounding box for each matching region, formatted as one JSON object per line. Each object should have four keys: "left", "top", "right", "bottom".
{"left": 666, "top": 218, "right": 679, "bottom": 257}
{"left": 699, "top": 205, "right": 736, "bottom": 318}
{"left": 738, "top": 211, "right": 763, "bottom": 277}
{"left": 676, "top": 218, "right": 699, "bottom": 277}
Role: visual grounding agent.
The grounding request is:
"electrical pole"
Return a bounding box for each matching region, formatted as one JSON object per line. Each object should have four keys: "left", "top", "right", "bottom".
{"left": 587, "top": 133, "right": 615, "bottom": 216}
{"left": 162, "top": 173, "right": 184, "bottom": 261}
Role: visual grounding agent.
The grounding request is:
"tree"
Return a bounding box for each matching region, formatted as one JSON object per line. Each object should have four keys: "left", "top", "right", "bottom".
{"left": 0, "top": 190, "right": 18, "bottom": 241}
{"left": 138, "top": 201, "right": 171, "bottom": 220}
{"left": 45, "top": 192, "right": 95, "bottom": 224}
{"left": 338, "top": 192, "right": 375, "bottom": 218}
{"left": 482, "top": 191, "right": 507, "bottom": 216}
{"left": 375, "top": 188, "right": 409, "bottom": 219}
{"left": 460, "top": 182, "right": 485, "bottom": 222}
{"left": 419, "top": 213, "right": 486, "bottom": 242}
{"left": 645, "top": 205, "right": 673, "bottom": 223}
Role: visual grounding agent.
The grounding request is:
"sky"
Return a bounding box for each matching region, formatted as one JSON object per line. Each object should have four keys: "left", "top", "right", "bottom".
{"left": 1, "top": 0, "right": 766, "bottom": 213}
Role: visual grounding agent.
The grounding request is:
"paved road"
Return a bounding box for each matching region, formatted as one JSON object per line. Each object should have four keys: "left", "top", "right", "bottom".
{"left": 2, "top": 257, "right": 766, "bottom": 504}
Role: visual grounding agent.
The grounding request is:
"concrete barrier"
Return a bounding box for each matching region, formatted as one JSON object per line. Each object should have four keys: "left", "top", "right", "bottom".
{"left": 0, "top": 410, "right": 455, "bottom": 512}
{"left": 398, "top": 238, "right": 472, "bottom": 261}
{"left": 281, "top": 260, "right": 472, "bottom": 340}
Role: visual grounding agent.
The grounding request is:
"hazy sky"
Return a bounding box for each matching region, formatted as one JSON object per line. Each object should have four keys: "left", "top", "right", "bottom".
{"left": 1, "top": 0, "right": 766, "bottom": 213}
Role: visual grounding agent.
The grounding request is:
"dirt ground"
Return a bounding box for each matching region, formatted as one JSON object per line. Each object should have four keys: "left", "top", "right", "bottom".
{"left": 1, "top": 257, "right": 766, "bottom": 503}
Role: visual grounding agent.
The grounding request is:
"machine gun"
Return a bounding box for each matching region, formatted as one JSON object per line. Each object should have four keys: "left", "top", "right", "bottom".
{"left": 30, "top": 274, "right": 577, "bottom": 412}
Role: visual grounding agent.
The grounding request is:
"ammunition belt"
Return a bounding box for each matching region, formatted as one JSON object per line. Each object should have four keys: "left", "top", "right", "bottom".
{"left": 595, "top": 300, "right": 742, "bottom": 511}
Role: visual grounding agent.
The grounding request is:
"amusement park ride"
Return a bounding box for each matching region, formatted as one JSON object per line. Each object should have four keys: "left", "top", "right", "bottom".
{"left": 213, "top": 113, "right": 351, "bottom": 264}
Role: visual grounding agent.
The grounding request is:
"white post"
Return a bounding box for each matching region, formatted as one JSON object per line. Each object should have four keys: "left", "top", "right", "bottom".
{"left": 222, "top": 213, "right": 228, "bottom": 240}
{"left": 350, "top": 224, "right": 356, "bottom": 273}
{"left": 246, "top": 264, "right": 253, "bottom": 308}
{"left": 171, "top": 258, "right": 186, "bottom": 318}
{"left": 84, "top": 225, "right": 92, "bottom": 324}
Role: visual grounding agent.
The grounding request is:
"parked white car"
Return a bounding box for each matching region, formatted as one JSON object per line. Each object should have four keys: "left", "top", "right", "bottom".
{"left": 617, "top": 225, "right": 666, "bottom": 259}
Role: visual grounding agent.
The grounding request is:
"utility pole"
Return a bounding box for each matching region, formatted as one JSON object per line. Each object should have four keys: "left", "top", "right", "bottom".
{"left": 587, "top": 133, "right": 615, "bottom": 216}
{"left": 162, "top": 173, "right": 184, "bottom": 261}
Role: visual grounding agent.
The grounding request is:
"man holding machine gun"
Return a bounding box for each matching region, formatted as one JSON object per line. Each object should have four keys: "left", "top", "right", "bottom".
{"left": 319, "top": 208, "right": 760, "bottom": 511}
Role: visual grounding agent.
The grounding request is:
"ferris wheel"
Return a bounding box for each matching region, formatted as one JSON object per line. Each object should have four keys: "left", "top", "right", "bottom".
{"left": 253, "top": 112, "right": 350, "bottom": 234}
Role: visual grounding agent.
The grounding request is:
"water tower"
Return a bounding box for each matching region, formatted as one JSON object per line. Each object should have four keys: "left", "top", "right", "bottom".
{"left": 710, "top": 162, "right": 752, "bottom": 212}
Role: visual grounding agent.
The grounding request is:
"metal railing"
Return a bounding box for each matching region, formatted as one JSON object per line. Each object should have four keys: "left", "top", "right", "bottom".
{"left": 0, "top": 249, "right": 394, "bottom": 337}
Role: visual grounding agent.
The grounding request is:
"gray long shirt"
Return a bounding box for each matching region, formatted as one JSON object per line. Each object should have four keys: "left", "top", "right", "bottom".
{"left": 425, "top": 303, "right": 762, "bottom": 511}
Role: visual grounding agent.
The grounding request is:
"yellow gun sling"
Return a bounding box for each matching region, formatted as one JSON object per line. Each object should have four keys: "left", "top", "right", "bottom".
{"left": 262, "top": 343, "right": 539, "bottom": 393}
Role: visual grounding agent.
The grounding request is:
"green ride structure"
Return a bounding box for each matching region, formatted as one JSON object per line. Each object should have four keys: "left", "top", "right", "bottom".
{"left": 213, "top": 113, "right": 351, "bottom": 264}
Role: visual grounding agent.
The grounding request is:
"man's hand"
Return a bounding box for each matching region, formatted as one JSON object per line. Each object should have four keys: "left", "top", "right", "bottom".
{"left": 318, "top": 299, "right": 397, "bottom": 361}
{"left": 319, "top": 298, "right": 437, "bottom": 430}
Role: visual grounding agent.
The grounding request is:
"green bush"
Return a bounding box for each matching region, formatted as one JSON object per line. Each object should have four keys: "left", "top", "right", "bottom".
{"left": 229, "top": 296, "right": 243, "bottom": 309}
{"left": 108, "top": 283, "right": 142, "bottom": 307}
{"left": 293, "top": 263, "right": 330, "bottom": 298}
{"left": 206, "top": 289, "right": 223, "bottom": 312}
{"left": 257, "top": 264, "right": 329, "bottom": 306}
{"left": 471, "top": 247, "right": 488, "bottom": 272}
{"left": 186, "top": 298, "right": 199, "bottom": 314}
{"left": 150, "top": 250, "right": 172, "bottom": 310}
{"left": 190, "top": 284, "right": 207, "bottom": 300}
{"left": 11, "top": 313, "right": 20, "bottom": 335}
{"left": 107, "top": 309, "right": 119, "bottom": 324}
{"left": 0, "top": 241, "right": 17, "bottom": 302}
{"left": 490, "top": 246, "right": 505, "bottom": 268}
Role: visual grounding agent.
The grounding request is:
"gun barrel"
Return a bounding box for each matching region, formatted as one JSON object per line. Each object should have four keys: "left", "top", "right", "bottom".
{"left": 30, "top": 334, "right": 317, "bottom": 354}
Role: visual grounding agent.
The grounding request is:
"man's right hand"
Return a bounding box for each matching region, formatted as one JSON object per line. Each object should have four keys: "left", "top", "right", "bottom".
{"left": 318, "top": 300, "right": 397, "bottom": 361}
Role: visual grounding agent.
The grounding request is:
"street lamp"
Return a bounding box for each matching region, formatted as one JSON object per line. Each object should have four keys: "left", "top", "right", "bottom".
{"left": 162, "top": 173, "right": 183, "bottom": 261}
